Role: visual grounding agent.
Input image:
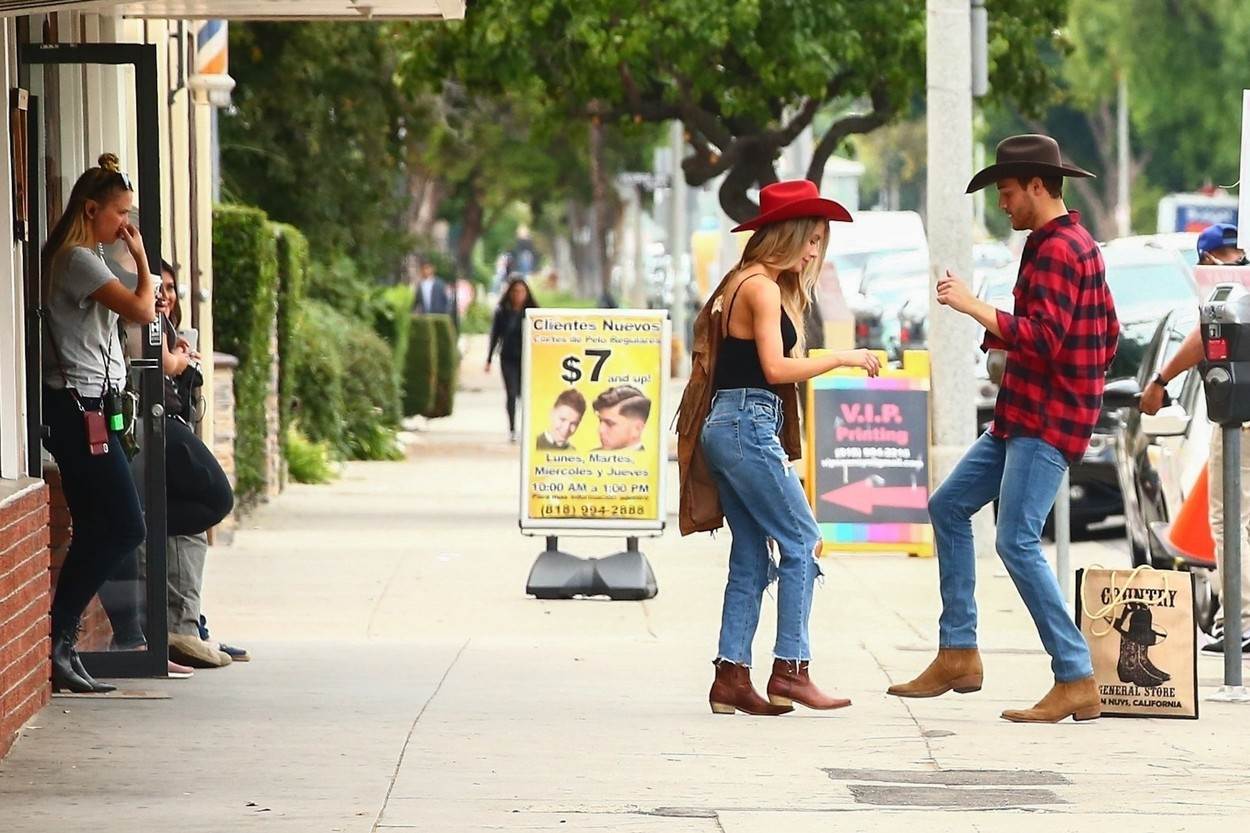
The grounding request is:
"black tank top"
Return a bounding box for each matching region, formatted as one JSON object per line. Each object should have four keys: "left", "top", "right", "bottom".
{"left": 713, "top": 276, "right": 798, "bottom": 391}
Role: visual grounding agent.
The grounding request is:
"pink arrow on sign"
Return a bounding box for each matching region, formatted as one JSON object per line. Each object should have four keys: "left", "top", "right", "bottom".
{"left": 820, "top": 479, "right": 928, "bottom": 515}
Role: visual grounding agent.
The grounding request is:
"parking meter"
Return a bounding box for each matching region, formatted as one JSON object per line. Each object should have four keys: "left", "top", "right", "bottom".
{"left": 1199, "top": 282, "right": 1250, "bottom": 695}
{"left": 1200, "top": 282, "right": 1250, "bottom": 425}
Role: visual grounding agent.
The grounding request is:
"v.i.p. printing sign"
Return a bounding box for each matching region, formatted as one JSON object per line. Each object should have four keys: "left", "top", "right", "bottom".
{"left": 805, "top": 350, "right": 932, "bottom": 556}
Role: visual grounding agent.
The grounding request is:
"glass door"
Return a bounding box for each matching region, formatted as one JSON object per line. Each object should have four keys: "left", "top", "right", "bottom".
{"left": 21, "top": 41, "right": 167, "bottom": 678}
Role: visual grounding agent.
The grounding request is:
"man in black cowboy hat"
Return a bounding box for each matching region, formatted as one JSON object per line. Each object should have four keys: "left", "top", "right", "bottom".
{"left": 888, "top": 134, "right": 1120, "bottom": 723}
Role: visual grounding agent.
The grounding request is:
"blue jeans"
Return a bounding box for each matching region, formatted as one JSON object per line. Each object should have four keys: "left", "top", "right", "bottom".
{"left": 929, "top": 432, "right": 1093, "bottom": 682}
{"left": 701, "top": 388, "right": 822, "bottom": 665}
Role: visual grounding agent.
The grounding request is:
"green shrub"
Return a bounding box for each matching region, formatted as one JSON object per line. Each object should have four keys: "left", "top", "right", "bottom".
{"left": 461, "top": 300, "right": 493, "bottom": 335}
{"left": 428, "top": 314, "right": 458, "bottom": 418}
{"left": 403, "top": 315, "right": 438, "bottom": 417}
{"left": 285, "top": 425, "right": 336, "bottom": 484}
{"left": 274, "top": 223, "right": 309, "bottom": 439}
{"left": 305, "top": 255, "right": 373, "bottom": 320}
{"left": 372, "top": 284, "right": 416, "bottom": 363}
{"left": 340, "top": 317, "right": 403, "bottom": 459}
{"left": 296, "top": 299, "right": 401, "bottom": 460}
{"left": 212, "top": 204, "right": 279, "bottom": 504}
{"left": 292, "top": 300, "right": 346, "bottom": 453}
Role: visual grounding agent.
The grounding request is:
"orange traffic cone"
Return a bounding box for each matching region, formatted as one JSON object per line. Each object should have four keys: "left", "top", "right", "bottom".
{"left": 1169, "top": 462, "right": 1215, "bottom": 564}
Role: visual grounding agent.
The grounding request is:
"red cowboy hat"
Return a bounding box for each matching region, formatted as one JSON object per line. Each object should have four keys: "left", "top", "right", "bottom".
{"left": 731, "top": 179, "right": 853, "bottom": 233}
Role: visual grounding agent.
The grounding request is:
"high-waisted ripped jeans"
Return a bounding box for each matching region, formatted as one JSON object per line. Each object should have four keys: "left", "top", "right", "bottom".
{"left": 701, "top": 388, "right": 822, "bottom": 666}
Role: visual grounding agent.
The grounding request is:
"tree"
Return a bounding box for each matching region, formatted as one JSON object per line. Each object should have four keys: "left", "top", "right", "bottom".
{"left": 398, "top": 0, "right": 1068, "bottom": 223}
{"left": 221, "top": 23, "right": 414, "bottom": 280}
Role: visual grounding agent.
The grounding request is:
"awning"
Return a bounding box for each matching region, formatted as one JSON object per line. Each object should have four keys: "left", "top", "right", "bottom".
{"left": 0, "top": 0, "right": 464, "bottom": 19}
{"left": 114, "top": 0, "right": 465, "bottom": 18}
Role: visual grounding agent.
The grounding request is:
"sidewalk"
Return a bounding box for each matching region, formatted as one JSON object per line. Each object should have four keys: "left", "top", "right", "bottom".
{"left": 2, "top": 336, "right": 1248, "bottom": 832}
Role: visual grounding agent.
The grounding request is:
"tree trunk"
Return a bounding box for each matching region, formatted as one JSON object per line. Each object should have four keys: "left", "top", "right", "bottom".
{"left": 716, "top": 142, "right": 781, "bottom": 223}
{"left": 455, "top": 185, "right": 484, "bottom": 283}
{"left": 588, "top": 116, "right": 614, "bottom": 303}
{"left": 403, "top": 164, "right": 447, "bottom": 284}
{"left": 567, "top": 199, "right": 598, "bottom": 298}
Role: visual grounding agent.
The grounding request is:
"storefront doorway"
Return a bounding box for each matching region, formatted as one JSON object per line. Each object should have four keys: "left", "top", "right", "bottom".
{"left": 20, "top": 41, "right": 168, "bottom": 678}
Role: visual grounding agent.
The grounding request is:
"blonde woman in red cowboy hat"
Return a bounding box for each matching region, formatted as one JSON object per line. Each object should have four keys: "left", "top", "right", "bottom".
{"left": 677, "top": 179, "right": 881, "bottom": 716}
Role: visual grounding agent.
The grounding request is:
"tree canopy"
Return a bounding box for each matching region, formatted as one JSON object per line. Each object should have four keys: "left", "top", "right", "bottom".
{"left": 399, "top": 0, "right": 1068, "bottom": 221}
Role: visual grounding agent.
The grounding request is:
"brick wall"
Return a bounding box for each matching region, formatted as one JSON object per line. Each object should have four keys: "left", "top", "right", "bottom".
{"left": 0, "top": 480, "right": 50, "bottom": 760}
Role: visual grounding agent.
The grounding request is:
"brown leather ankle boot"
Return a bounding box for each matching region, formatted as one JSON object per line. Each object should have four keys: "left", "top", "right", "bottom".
{"left": 1001, "top": 677, "right": 1101, "bottom": 723}
{"left": 709, "top": 661, "right": 794, "bottom": 716}
{"left": 886, "top": 648, "right": 983, "bottom": 698}
{"left": 767, "top": 660, "right": 851, "bottom": 710}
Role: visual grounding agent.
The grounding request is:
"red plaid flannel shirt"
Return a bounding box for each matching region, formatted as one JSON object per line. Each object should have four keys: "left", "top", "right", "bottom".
{"left": 982, "top": 211, "right": 1120, "bottom": 461}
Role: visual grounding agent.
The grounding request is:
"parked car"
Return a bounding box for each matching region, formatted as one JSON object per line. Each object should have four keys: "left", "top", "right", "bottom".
{"left": 848, "top": 250, "right": 929, "bottom": 357}
{"left": 826, "top": 210, "right": 927, "bottom": 299}
{"left": 1104, "top": 307, "right": 1217, "bottom": 630}
{"left": 978, "top": 244, "right": 1199, "bottom": 535}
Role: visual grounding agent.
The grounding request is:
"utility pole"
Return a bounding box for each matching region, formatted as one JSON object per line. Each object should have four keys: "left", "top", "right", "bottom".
{"left": 927, "top": 0, "right": 993, "bottom": 553}
{"left": 1116, "top": 71, "right": 1132, "bottom": 238}
{"left": 669, "top": 121, "right": 690, "bottom": 376}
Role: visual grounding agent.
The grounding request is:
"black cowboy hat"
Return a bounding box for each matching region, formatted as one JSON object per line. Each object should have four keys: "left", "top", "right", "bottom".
{"left": 1115, "top": 603, "right": 1168, "bottom": 647}
{"left": 966, "top": 134, "right": 1096, "bottom": 194}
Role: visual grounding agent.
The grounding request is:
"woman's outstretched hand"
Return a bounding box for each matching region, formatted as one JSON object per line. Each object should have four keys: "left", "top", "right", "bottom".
{"left": 842, "top": 348, "right": 881, "bottom": 377}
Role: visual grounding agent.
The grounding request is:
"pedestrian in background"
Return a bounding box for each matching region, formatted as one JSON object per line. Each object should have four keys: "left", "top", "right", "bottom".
{"left": 486, "top": 275, "right": 538, "bottom": 442}
{"left": 413, "top": 258, "right": 459, "bottom": 330}
{"left": 677, "top": 179, "right": 880, "bottom": 716}
{"left": 1140, "top": 222, "right": 1250, "bottom": 655}
{"left": 890, "top": 134, "right": 1118, "bottom": 723}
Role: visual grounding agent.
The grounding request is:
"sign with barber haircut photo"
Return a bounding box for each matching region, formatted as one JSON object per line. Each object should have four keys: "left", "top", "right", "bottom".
{"left": 1076, "top": 568, "right": 1199, "bottom": 719}
{"left": 519, "top": 309, "right": 670, "bottom": 533}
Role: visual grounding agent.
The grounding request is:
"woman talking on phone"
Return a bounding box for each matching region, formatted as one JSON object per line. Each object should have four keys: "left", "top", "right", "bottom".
{"left": 677, "top": 180, "right": 880, "bottom": 715}
{"left": 42, "top": 153, "right": 155, "bottom": 693}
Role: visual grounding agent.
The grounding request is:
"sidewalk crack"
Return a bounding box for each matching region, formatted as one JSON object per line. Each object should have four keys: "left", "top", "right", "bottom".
{"left": 863, "top": 643, "right": 941, "bottom": 771}
{"left": 372, "top": 638, "right": 471, "bottom": 832}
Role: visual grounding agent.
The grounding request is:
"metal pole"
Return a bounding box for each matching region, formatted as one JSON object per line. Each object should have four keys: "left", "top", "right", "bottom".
{"left": 1223, "top": 425, "right": 1243, "bottom": 688}
{"left": 1116, "top": 72, "right": 1131, "bottom": 237}
{"left": 1055, "top": 467, "right": 1071, "bottom": 605}
{"left": 1208, "top": 90, "right": 1250, "bottom": 703}
{"left": 669, "top": 121, "right": 690, "bottom": 376}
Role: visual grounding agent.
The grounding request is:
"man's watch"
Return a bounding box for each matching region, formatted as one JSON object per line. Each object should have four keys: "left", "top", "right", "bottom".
{"left": 1152, "top": 372, "right": 1167, "bottom": 388}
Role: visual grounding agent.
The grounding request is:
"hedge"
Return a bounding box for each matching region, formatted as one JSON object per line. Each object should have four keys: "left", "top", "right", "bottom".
{"left": 428, "top": 314, "right": 458, "bottom": 418}
{"left": 373, "top": 284, "right": 416, "bottom": 367}
{"left": 273, "top": 223, "right": 309, "bottom": 441}
{"left": 297, "top": 299, "right": 401, "bottom": 460}
{"left": 403, "top": 315, "right": 437, "bottom": 418}
{"left": 293, "top": 300, "right": 346, "bottom": 454}
{"left": 212, "top": 205, "right": 278, "bottom": 504}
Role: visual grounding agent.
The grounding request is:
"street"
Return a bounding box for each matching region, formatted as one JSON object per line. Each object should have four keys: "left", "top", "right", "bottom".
{"left": 2, "top": 338, "right": 1248, "bottom": 832}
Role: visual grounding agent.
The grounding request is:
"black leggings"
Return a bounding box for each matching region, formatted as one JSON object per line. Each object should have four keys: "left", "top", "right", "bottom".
{"left": 43, "top": 387, "right": 146, "bottom": 635}
{"left": 500, "top": 356, "right": 522, "bottom": 432}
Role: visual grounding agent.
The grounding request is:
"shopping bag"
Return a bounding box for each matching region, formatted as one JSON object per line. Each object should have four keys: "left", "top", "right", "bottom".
{"left": 1075, "top": 567, "right": 1199, "bottom": 719}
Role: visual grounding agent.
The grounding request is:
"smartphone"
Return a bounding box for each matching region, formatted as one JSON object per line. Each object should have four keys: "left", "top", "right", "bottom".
{"left": 180, "top": 328, "right": 199, "bottom": 352}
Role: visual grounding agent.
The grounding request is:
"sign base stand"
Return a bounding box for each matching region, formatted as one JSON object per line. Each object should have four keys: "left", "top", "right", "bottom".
{"left": 525, "top": 536, "right": 658, "bottom": 601}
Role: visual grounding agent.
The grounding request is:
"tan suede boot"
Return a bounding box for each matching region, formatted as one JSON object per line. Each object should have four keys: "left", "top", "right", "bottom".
{"left": 1001, "top": 677, "right": 1101, "bottom": 723}
{"left": 886, "top": 648, "right": 983, "bottom": 698}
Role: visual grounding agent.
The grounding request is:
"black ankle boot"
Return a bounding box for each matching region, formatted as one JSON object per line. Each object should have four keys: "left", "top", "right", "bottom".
{"left": 69, "top": 648, "right": 116, "bottom": 693}
{"left": 51, "top": 627, "right": 95, "bottom": 694}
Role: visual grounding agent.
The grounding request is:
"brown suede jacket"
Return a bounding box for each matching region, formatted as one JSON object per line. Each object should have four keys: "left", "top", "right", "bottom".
{"left": 675, "top": 272, "right": 804, "bottom": 536}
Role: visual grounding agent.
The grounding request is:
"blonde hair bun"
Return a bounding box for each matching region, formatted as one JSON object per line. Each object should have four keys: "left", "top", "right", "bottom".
{"left": 98, "top": 152, "right": 121, "bottom": 172}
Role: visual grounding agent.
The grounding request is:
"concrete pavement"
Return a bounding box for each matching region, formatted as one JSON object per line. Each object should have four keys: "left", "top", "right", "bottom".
{"left": 2, "top": 335, "right": 1248, "bottom": 832}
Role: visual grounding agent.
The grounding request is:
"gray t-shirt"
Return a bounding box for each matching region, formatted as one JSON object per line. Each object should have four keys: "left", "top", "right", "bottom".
{"left": 43, "top": 245, "right": 127, "bottom": 397}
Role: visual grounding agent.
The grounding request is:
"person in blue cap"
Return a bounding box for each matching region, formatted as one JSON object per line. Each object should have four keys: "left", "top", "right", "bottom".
{"left": 1141, "top": 222, "right": 1250, "bottom": 655}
